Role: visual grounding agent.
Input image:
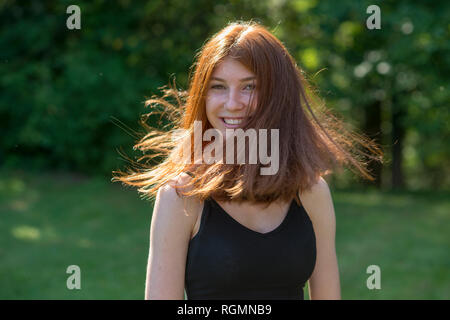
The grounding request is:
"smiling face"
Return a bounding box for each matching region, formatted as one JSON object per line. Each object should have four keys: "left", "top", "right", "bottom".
{"left": 205, "top": 57, "right": 258, "bottom": 136}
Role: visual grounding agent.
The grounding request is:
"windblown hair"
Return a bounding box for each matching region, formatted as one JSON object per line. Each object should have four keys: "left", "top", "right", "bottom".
{"left": 112, "top": 20, "right": 383, "bottom": 207}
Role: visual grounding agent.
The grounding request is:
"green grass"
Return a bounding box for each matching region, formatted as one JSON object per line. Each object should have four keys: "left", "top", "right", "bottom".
{"left": 1, "top": 171, "right": 449, "bottom": 299}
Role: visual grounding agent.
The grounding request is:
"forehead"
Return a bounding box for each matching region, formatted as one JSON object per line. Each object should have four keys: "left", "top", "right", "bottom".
{"left": 211, "top": 57, "right": 255, "bottom": 80}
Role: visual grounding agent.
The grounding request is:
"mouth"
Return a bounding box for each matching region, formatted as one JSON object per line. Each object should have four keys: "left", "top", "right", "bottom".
{"left": 220, "top": 117, "right": 244, "bottom": 127}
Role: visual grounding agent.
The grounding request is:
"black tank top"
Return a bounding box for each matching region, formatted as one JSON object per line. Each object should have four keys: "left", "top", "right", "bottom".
{"left": 184, "top": 196, "right": 317, "bottom": 300}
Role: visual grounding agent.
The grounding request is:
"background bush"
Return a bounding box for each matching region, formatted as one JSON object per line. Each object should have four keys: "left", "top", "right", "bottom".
{"left": 1, "top": 0, "right": 449, "bottom": 189}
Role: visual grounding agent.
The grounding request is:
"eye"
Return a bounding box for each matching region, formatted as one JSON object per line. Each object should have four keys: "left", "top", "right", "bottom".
{"left": 211, "top": 84, "right": 225, "bottom": 90}
{"left": 244, "top": 83, "right": 256, "bottom": 90}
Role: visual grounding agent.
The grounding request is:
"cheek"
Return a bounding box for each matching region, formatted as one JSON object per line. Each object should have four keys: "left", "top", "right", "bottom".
{"left": 205, "top": 97, "right": 220, "bottom": 125}
{"left": 206, "top": 96, "right": 221, "bottom": 114}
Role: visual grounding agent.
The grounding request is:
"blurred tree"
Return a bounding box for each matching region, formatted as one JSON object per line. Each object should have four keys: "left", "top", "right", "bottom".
{"left": 0, "top": 0, "right": 448, "bottom": 190}
{"left": 271, "top": 0, "right": 450, "bottom": 190}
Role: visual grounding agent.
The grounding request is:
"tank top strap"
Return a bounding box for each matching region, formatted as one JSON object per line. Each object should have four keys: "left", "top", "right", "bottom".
{"left": 295, "top": 192, "right": 301, "bottom": 206}
{"left": 190, "top": 196, "right": 213, "bottom": 243}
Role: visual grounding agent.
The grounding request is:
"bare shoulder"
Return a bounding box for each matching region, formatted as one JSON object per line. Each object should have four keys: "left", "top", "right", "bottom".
{"left": 299, "top": 177, "right": 340, "bottom": 300}
{"left": 298, "top": 176, "right": 335, "bottom": 223}
{"left": 154, "top": 173, "right": 202, "bottom": 233}
{"left": 298, "top": 176, "right": 331, "bottom": 201}
{"left": 146, "top": 173, "right": 201, "bottom": 299}
{"left": 159, "top": 172, "right": 201, "bottom": 214}
{"left": 167, "top": 172, "right": 194, "bottom": 190}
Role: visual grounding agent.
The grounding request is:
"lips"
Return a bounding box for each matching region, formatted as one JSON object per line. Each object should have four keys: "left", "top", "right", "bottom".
{"left": 223, "top": 118, "right": 243, "bottom": 125}
{"left": 220, "top": 117, "right": 244, "bottom": 128}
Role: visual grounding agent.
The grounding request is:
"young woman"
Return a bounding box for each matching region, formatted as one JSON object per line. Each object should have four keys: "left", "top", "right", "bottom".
{"left": 112, "top": 20, "right": 383, "bottom": 300}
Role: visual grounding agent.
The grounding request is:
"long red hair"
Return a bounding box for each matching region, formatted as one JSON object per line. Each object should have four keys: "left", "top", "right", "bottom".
{"left": 112, "top": 20, "right": 383, "bottom": 206}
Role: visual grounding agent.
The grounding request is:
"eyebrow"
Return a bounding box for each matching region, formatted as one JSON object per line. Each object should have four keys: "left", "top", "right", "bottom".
{"left": 210, "top": 76, "right": 256, "bottom": 82}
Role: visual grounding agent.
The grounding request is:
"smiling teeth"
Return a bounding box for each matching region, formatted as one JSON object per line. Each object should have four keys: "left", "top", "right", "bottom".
{"left": 223, "top": 118, "right": 243, "bottom": 125}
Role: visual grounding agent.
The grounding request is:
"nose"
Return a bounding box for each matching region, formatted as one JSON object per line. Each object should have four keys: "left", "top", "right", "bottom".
{"left": 224, "top": 88, "right": 246, "bottom": 112}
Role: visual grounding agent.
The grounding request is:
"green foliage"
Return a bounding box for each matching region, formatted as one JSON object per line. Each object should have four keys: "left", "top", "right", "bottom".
{"left": 0, "top": 0, "right": 220, "bottom": 174}
{"left": 0, "top": 1, "right": 448, "bottom": 188}
{"left": 277, "top": 0, "right": 450, "bottom": 189}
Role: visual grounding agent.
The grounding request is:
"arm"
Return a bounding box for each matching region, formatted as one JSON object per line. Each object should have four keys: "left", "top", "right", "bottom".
{"left": 145, "top": 181, "right": 197, "bottom": 300}
{"left": 299, "top": 177, "right": 341, "bottom": 300}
